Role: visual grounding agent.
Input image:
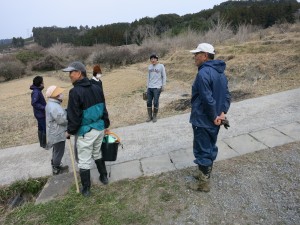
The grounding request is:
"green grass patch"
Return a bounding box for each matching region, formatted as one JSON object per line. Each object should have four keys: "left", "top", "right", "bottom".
{"left": 0, "top": 178, "right": 48, "bottom": 204}
{"left": 1, "top": 173, "right": 188, "bottom": 225}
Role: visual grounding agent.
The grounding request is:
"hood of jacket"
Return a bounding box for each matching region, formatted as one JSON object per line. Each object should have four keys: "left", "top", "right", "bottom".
{"left": 73, "top": 77, "right": 91, "bottom": 87}
{"left": 30, "top": 84, "right": 44, "bottom": 91}
{"left": 199, "top": 60, "right": 226, "bottom": 73}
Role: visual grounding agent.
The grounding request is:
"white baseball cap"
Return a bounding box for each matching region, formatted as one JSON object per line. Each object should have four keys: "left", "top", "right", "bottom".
{"left": 190, "top": 43, "right": 215, "bottom": 54}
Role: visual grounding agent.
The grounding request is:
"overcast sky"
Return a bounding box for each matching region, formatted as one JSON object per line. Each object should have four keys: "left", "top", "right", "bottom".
{"left": 0, "top": 0, "right": 228, "bottom": 39}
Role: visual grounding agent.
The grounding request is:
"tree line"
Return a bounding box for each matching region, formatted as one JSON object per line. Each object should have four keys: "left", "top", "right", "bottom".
{"left": 24, "top": 0, "right": 300, "bottom": 48}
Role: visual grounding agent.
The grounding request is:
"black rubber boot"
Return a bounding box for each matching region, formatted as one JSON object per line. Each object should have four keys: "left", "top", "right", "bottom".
{"left": 146, "top": 107, "right": 152, "bottom": 122}
{"left": 152, "top": 107, "right": 158, "bottom": 123}
{"left": 41, "top": 132, "right": 47, "bottom": 148}
{"left": 79, "top": 169, "right": 91, "bottom": 197}
{"left": 38, "top": 131, "right": 43, "bottom": 147}
{"left": 38, "top": 131, "right": 47, "bottom": 148}
{"left": 52, "top": 164, "right": 69, "bottom": 175}
{"left": 95, "top": 159, "right": 108, "bottom": 185}
{"left": 51, "top": 159, "right": 69, "bottom": 175}
{"left": 189, "top": 165, "right": 212, "bottom": 192}
{"left": 193, "top": 163, "right": 213, "bottom": 180}
{"left": 197, "top": 165, "right": 212, "bottom": 192}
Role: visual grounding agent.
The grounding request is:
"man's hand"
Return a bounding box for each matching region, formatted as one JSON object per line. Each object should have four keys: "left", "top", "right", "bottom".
{"left": 214, "top": 116, "right": 222, "bottom": 126}
{"left": 65, "top": 131, "right": 71, "bottom": 139}
{"left": 214, "top": 112, "right": 226, "bottom": 126}
{"left": 161, "top": 86, "right": 164, "bottom": 92}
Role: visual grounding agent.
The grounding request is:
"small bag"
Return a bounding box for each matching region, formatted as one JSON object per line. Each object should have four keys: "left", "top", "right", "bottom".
{"left": 143, "top": 92, "right": 147, "bottom": 101}
{"left": 101, "top": 132, "right": 121, "bottom": 161}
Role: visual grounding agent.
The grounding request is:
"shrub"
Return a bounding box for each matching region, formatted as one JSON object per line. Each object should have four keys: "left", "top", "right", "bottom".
{"left": 70, "top": 46, "right": 93, "bottom": 61}
{"left": 204, "top": 20, "right": 234, "bottom": 44}
{"left": 0, "top": 61, "right": 26, "bottom": 81}
{"left": 92, "top": 44, "right": 169, "bottom": 69}
{"left": 93, "top": 47, "right": 133, "bottom": 69}
{"left": 141, "top": 36, "right": 169, "bottom": 57}
{"left": 16, "top": 50, "right": 43, "bottom": 64}
{"left": 47, "top": 43, "right": 71, "bottom": 59}
{"left": 165, "top": 28, "right": 200, "bottom": 50}
{"left": 31, "top": 55, "right": 65, "bottom": 71}
{"left": 234, "top": 24, "right": 256, "bottom": 43}
{"left": 136, "top": 46, "right": 154, "bottom": 62}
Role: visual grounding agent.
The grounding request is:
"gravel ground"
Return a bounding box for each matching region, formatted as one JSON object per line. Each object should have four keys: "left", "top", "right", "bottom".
{"left": 154, "top": 141, "right": 300, "bottom": 225}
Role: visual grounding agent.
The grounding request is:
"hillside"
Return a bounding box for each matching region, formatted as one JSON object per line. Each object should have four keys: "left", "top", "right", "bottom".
{"left": 0, "top": 23, "right": 299, "bottom": 149}
{"left": 28, "top": 0, "right": 300, "bottom": 47}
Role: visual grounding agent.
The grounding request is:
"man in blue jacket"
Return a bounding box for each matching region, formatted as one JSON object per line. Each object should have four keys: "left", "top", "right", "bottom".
{"left": 189, "top": 43, "right": 231, "bottom": 192}
{"left": 63, "top": 61, "right": 110, "bottom": 197}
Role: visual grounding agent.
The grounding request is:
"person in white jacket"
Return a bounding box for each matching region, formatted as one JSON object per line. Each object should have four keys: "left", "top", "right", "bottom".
{"left": 45, "top": 86, "right": 69, "bottom": 175}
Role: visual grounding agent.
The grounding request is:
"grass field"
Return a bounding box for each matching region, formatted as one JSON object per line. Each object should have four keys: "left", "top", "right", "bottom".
{"left": 1, "top": 24, "right": 299, "bottom": 149}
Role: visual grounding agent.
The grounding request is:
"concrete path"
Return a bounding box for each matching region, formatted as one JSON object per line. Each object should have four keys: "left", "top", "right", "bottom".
{"left": 1, "top": 88, "right": 299, "bottom": 204}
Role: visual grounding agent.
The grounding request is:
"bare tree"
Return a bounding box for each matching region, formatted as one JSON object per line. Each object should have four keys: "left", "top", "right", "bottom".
{"left": 131, "top": 25, "right": 157, "bottom": 45}
{"left": 204, "top": 17, "right": 233, "bottom": 44}
{"left": 235, "top": 24, "right": 258, "bottom": 43}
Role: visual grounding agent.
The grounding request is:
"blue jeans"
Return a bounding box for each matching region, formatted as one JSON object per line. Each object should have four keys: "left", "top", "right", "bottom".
{"left": 192, "top": 125, "right": 220, "bottom": 167}
{"left": 147, "top": 88, "right": 161, "bottom": 108}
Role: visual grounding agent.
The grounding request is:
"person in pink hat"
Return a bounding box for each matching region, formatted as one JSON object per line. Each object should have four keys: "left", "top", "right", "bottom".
{"left": 45, "top": 85, "right": 69, "bottom": 175}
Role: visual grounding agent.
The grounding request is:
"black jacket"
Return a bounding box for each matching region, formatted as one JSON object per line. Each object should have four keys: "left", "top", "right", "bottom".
{"left": 90, "top": 78, "right": 103, "bottom": 91}
{"left": 67, "top": 77, "right": 110, "bottom": 135}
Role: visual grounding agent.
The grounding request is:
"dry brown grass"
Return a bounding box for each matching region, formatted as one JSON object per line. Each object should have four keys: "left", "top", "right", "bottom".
{"left": 1, "top": 24, "right": 300, "bottom": 149}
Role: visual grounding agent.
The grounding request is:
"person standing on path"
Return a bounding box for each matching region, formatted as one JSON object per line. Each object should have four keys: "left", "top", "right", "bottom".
{"left": 63, "top": 61, "right": 110, "bottom": 197}
{"left": 30, "top": 76, "right": 47, "bottom": 148}
{"left": 45, "top": 85, "right": 69, "bottom": 175}
{"left": 188, "top": 43, "right": 231, "bottom": 192}
{"left": 146, "top": 53, "right": 167, "bottom": 123}
{"left": 90, "top": 64, "right": 109, "bottom": 185}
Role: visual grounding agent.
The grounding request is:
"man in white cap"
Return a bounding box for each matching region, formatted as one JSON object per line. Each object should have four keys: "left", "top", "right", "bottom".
{"left": 63, "top": 61, "right": 110, "bottom": 197}
{"left": 188, "top": 43, "right": 231, "bottom": 192}
{"left": 45, "top": 85, "right": 69, "bottom": 175}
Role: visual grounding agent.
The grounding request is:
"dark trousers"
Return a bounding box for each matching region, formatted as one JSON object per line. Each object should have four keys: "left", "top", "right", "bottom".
{"left": 37, "top": 117, "right": 46, "bottom": 134}
{"left": 192, "top": 125, "right": 220, "bottom": 167}
{"left": 147, "top": 88, "right": 161, "bottom": 108}
{"left": 52, "top": 141, "right": 66, "bottom": 166}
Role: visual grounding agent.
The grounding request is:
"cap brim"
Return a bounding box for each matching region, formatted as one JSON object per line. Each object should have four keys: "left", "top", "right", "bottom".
{"left": 190, "top": 49, "right": 200, "bottom": 53}
{"left": 62, "top": 66, "right": 76, "bottom": 72}
{"left": 51, "top": 87, "right": 65, "bottom": 97}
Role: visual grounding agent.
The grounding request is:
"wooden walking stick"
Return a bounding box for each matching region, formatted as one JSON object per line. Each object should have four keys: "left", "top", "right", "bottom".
{"left": 67, "top": 138, "right": 80, "bottom": 193}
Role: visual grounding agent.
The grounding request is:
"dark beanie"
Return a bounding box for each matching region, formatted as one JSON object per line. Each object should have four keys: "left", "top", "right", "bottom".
{"left": 150, "top": 53, "right": 158, "bottom": 60}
